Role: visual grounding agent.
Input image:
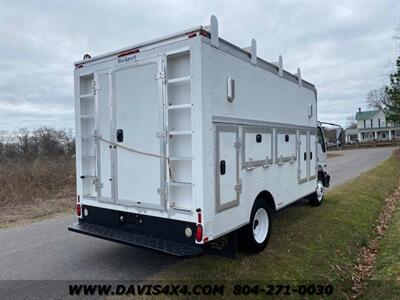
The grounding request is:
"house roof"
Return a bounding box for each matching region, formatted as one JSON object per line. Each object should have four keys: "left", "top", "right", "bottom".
{"left": 355, "top": 109, "right": 381, "bottom": 120}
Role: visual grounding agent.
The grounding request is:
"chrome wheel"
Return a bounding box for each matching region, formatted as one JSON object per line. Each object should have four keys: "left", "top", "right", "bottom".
{"left": 316, "top": 180, "right": 325, "bottom": 202}
{"left": 253, "top": 208, "right": 269, "bottom": 244}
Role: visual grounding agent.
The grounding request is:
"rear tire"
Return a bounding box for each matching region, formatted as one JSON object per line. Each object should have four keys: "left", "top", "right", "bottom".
{"left": 240, "top": 198, "right": 272, "bottom": 253}
{"left": 309, "top": 173, "right": 325, "bottom": 206}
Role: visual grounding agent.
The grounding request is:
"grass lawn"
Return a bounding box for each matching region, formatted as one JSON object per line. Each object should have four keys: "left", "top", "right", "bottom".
{"left": 151, "top": 151, "right": 400, "bottom": 298}
{"left": 362, "top": 196, "right": 400, "bottom": 299}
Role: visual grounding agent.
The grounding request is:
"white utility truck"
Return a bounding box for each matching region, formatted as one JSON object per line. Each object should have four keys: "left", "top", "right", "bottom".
{"left": 69, "top": 16, "right": 330, "bottom": 256}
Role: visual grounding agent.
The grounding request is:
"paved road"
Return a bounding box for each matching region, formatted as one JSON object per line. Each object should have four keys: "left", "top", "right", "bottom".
{"left": 327, "top": 147, "right": 396, "bottom": 188}
{"left": 0, "top": 147, "right": 397, "bottom": 294}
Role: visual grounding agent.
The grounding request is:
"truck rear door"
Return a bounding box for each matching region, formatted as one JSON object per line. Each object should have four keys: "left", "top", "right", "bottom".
{"left": 111, "top": 57, "right": 165, "bottom": 210}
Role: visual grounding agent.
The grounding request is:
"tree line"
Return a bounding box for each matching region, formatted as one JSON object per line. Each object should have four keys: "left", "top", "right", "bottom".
{"left": 0, "top": 127, "right": 75, "bottom": 158}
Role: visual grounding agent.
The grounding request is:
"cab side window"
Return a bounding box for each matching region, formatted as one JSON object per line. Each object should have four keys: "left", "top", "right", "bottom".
{"left": 317, "top": 127, "right": 326, "bottom": 153}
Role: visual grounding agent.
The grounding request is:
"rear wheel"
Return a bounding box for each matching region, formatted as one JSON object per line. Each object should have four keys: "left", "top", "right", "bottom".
{"left": 309, "top": 173, "right": 325, "bottom": 206}
{"left": 240, "top": 198, "right": 272, "bottom": 253}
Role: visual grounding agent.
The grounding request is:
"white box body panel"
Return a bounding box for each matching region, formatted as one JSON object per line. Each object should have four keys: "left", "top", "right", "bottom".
{"left": 74, "top": 32, "right": 319, "bottom": 243}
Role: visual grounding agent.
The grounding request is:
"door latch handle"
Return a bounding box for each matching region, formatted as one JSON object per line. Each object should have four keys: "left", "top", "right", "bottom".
{"left": 117, "top": 129, "right": 123, "bottom": 142}
{"left": 220, "top": 160, "right": 226, "bottom": 175}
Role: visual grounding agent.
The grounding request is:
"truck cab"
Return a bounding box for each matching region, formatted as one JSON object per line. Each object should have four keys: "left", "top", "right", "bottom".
{"left": 316, "top": 121, "right": 330, "bottom": 189}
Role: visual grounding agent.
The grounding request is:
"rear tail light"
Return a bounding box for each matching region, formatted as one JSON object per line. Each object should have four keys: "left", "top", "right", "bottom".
{"left": 76, "top": 204, "right": 81, "bottom": 217}
{"left": 195, "top": 224, "right": 203, "bottom": 242}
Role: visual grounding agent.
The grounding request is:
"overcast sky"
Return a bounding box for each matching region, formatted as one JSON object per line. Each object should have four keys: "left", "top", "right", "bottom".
{"left": 0, "top": 0, "right": 399, "bottom": 132}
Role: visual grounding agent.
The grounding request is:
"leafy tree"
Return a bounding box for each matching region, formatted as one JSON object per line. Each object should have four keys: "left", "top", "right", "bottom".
{"left": 385, "top": 57, "right": 400, "bottom": 125}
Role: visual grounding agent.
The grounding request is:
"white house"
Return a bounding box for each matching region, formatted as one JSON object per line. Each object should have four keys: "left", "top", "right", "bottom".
{"left": 345, "top": 108, "right": 400, "bottom": 143}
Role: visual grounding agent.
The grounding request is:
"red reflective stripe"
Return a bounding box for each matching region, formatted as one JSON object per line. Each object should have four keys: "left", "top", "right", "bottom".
{"left": 117, "top": 48, "right": 140, "bottom": 58}
{"left": 187, "top": 32, "right": 197, "bottom": 38}
{"left": 199, "top": 29, "right": 210, "bottom": 38}
{"left": 197, "top": 212, "right": 202, "bottom": 224}
{"left": 203, "top": 237, "right": 209, "bottom": 243}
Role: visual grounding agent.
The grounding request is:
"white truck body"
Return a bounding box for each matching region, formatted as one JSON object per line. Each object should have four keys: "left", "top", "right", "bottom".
{"left": 69, "top": 16, "right": 329, "bottom": 256}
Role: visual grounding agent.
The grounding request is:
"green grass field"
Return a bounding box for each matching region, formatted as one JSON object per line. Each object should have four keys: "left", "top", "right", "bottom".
{"left": 151, "top": 151, "right": 400, "bottom": 299}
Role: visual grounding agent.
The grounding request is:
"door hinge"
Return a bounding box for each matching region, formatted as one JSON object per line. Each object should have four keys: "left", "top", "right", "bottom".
{"left": 92, "top": 80, "right": 100, "bottom": 95}
{"left": 234, "top": 179, "right": 242, "bottom": 193}
{"left": 155, "top": 72, "right": 165, "bottom": 82}
{"left": 94, "top": 177, "right": 103, "bottom": 192}
{"left": 234, "top": 141, "right": 241, "bottom": 149}
{"left": 157, "top": 188, "right": 166, "bottom": 195}
{"left": 156, "top": 130, "right": 167, "bottom": 138}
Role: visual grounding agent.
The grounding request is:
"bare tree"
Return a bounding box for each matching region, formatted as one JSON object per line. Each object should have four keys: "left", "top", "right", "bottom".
{"left": 346, "top": 115, "right": 357, "bottom": 129}
{"left": 17, "top": 128, "right": 31, "bottom": 154}
{"left": 366, "top": 87, "right": 390, "bottom": 110}
{"left": 0, "top": 127, "right": 75, "bottom": 157}
{"left": 33, "top": 127, "right": 65, "bottom": 155}
{"left": 0, "top": 131, "right": 6, "bottom": 155}
{"left": 63, "top": 128, "right": 75, "bottom": 155}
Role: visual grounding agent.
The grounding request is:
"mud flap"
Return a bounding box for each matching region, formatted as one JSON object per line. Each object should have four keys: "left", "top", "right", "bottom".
{"left": 205, "top": 231, "right": 238, "bottom": 258}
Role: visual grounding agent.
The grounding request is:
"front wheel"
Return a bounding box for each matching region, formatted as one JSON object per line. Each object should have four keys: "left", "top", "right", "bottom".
{"left": 240, "top": 198, "right": 272, "bottom": 253}
{"left": 309, "top": 176, "right": 325, "bottom": 206}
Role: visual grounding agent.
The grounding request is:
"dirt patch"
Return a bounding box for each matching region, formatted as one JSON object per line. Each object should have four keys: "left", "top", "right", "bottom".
{"left": 351, "top": 179, "right": 400, "bottom": 298}
{"left": 0, "top": 197, "right": 74, "bottom": 229}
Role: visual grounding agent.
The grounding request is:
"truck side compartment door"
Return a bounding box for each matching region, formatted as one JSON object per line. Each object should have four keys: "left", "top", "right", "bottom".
{"left": 298, "top": 131, "right": 308, "bottom": 184}
{"left": 216, "top": 124, "right": 240, "bottom": 212}
{"left": 309, "top": 132, "right": 317, "bottom": 180}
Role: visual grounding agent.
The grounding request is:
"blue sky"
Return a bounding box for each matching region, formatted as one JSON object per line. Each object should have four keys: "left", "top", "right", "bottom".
{"left": 0, "top": 0, "right": 399, "bottom": 131}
